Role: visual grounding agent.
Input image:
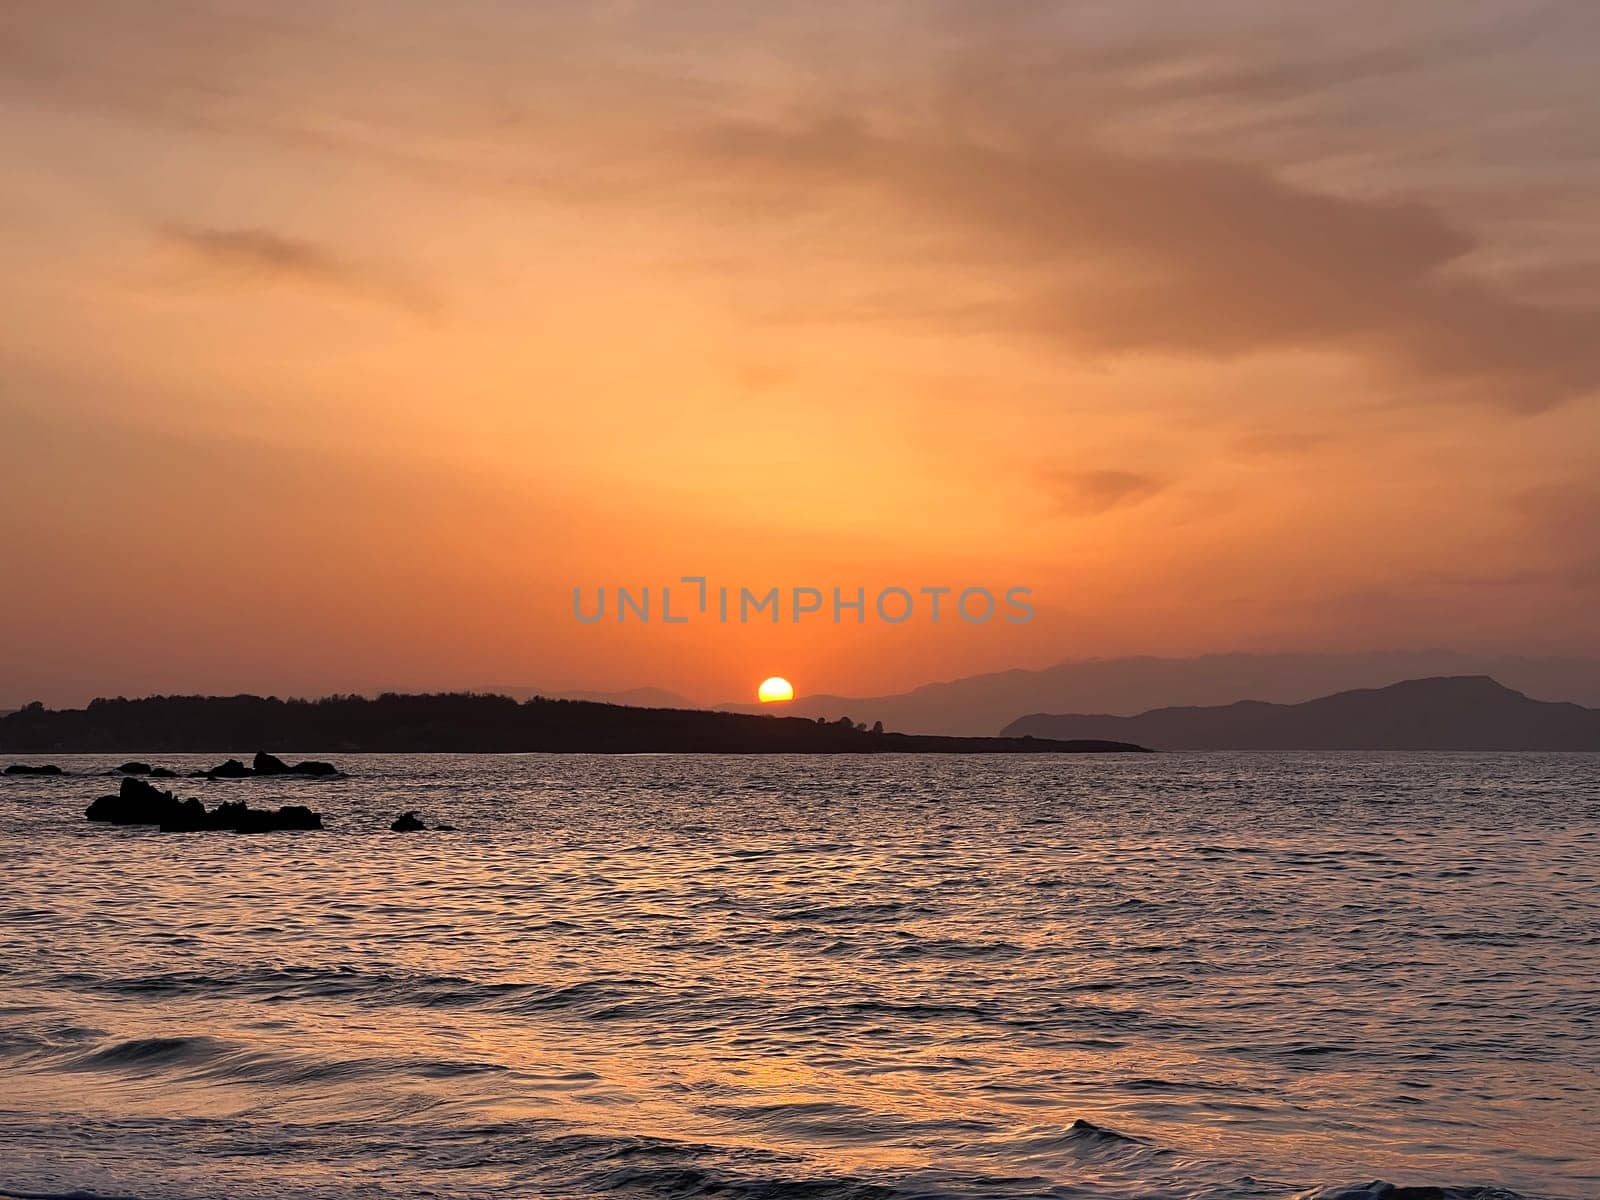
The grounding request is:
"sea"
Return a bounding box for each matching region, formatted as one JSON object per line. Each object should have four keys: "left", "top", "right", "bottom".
{"left": 1, "top": 752, "right": 1596, "bottom": 1200}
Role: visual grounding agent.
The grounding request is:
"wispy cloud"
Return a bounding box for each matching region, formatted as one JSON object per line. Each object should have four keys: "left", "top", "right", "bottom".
{"left": 158, "top": 226, "right": 435, "bottom": 316}
{"left": 1231, "top": 431, "right": 1335, "bottom": 458}
{"left": 1049, "top": 468, "right": 1168, "bottom": 516}
{"left": 697, "top": 116, "right": 1600, "bottom": 411}
{"left": 10, "top": 3, "right": 1599, "bottom": 410}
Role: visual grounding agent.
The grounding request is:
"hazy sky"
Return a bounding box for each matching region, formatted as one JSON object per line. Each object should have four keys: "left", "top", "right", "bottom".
{"left": 3, "top": 1, "right": 1599, "bottom": 706}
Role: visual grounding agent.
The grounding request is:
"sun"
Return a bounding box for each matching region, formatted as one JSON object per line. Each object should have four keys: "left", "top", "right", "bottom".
{"left": 757, "top": 676, "right": 795, "bottom": 703}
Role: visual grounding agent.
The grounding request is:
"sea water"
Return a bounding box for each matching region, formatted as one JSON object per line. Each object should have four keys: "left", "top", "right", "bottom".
{"left": 1, "top": 752, "right": 1596, "bottom": 1199}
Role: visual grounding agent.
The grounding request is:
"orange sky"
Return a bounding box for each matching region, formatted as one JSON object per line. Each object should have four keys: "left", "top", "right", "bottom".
{"left": 3, "top": 2, "right": 1599, "bottom": 707}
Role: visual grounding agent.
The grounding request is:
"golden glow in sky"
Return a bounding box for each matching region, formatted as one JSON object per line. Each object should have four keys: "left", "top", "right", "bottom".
{"left": 757, "top": 677, "right": 795, "bottom": 704}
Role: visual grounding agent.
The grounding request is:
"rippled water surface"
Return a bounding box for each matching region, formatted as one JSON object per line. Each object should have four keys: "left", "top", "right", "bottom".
{"left": 1, "top": 752, "right": 1597, "bottom": 1200}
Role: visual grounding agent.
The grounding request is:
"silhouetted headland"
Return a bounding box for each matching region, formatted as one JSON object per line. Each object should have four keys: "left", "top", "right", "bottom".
{"left": 0, "top": 693, "right": 1149, "bottom": 755}
{"left": 1002, "top": 676, "right": 1600, "bottom": 750}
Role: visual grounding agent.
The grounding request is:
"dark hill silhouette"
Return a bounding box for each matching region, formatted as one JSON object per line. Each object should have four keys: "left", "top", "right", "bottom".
{"left": 0, "top": 693, "right": 1146, "bottom": 755}
{"left": 1001, "top": 676, "right": 1600, "bottom": 750}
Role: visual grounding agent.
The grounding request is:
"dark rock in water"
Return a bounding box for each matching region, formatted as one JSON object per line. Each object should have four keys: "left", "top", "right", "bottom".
{"left": 86, "top": 777, "right": 186, "bottom": 825}
{"left": 434, "top": 823, "right": 457, "bottom": 832}
{"left": 203, "top": 799, "right": 324, "bottom": 833}
{"left": 5, "top": 763, "right": 64, "bottom": 776}
{"left": 148, "top": 766, "right": 179, "bottom": 778}
{"left": 156, "top": 798, "right": 210, "bottom": 833}
{"left": 201, "top": 753, "right": 341, "bottom": 779}
{"left": 116, "top": 761, "right": 154, "bottom": 775}
{"left": 205, "top": 799, "right": 252, "bottom": 828}
{"left": 390, "top": 811, "right": 426, "bottom": 832}
{"left": 252, "top": 751, "right": 291, "bottom": 775}
{"left": 86, "top": 776, "right": 322, "bottom": 833}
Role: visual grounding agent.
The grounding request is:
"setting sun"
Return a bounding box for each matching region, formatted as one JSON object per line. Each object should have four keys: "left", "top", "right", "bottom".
{"left": 757, "top": 676, "right": 795, "bottom": 704}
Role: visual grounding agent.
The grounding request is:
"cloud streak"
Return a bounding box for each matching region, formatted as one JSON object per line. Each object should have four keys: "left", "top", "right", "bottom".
{"left": 10, "top": 2, "right": 1599, "bottom": 410}
{"left": 159, "top": 226, "right": 435, "bottom": 316}
{"left": 1049, "top": 469, "right": 1168, "bottom": 516}
{"left": 698, "top": 117, "right": 1600, "bottom": 410}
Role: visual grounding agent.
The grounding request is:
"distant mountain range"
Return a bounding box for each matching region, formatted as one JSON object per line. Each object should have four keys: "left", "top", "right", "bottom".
{"left": 716, "top": 651, "right": 1600, "bottom": 735}
{"left": 1002, "top": 676, "right": 1600, "bottom": 750}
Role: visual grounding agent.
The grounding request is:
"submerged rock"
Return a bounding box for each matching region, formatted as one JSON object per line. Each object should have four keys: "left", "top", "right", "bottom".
{"left": 148, "top": 766, "right": 179, "bottom": 778}
{"left": 206, "top": 758, "right": 252, "bottom": 778}
{"left": 86, "top": 776, "right": 322, "bottom": 833}
{"left": 390, "top": 811, "right": 427, "bottom": 832}
{"left": 290, "top": 759, "right": 338, "bottom": 776}
{"left": 116, "top": 761, "right": 154, "bottom": 775}
{"left": 4, "top": 763, "right": 64, "bottom": 776}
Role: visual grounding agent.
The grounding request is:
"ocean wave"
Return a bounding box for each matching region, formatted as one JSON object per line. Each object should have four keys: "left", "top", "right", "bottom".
{"left": 0, "top": 1101, "right": 1543, "bottom": 1199}
{"left": 33, "top": 1032, "right": 511, "bottom": 1094}
{"left": 0, "top": 1179, "right": 1539, "bottom": 1200}
{"left": 1, "top": 1144, "right": 1537, "bottom": 1200}
{"left": 1295, "top": 1186, "right": 1530, "bottom": 1200}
